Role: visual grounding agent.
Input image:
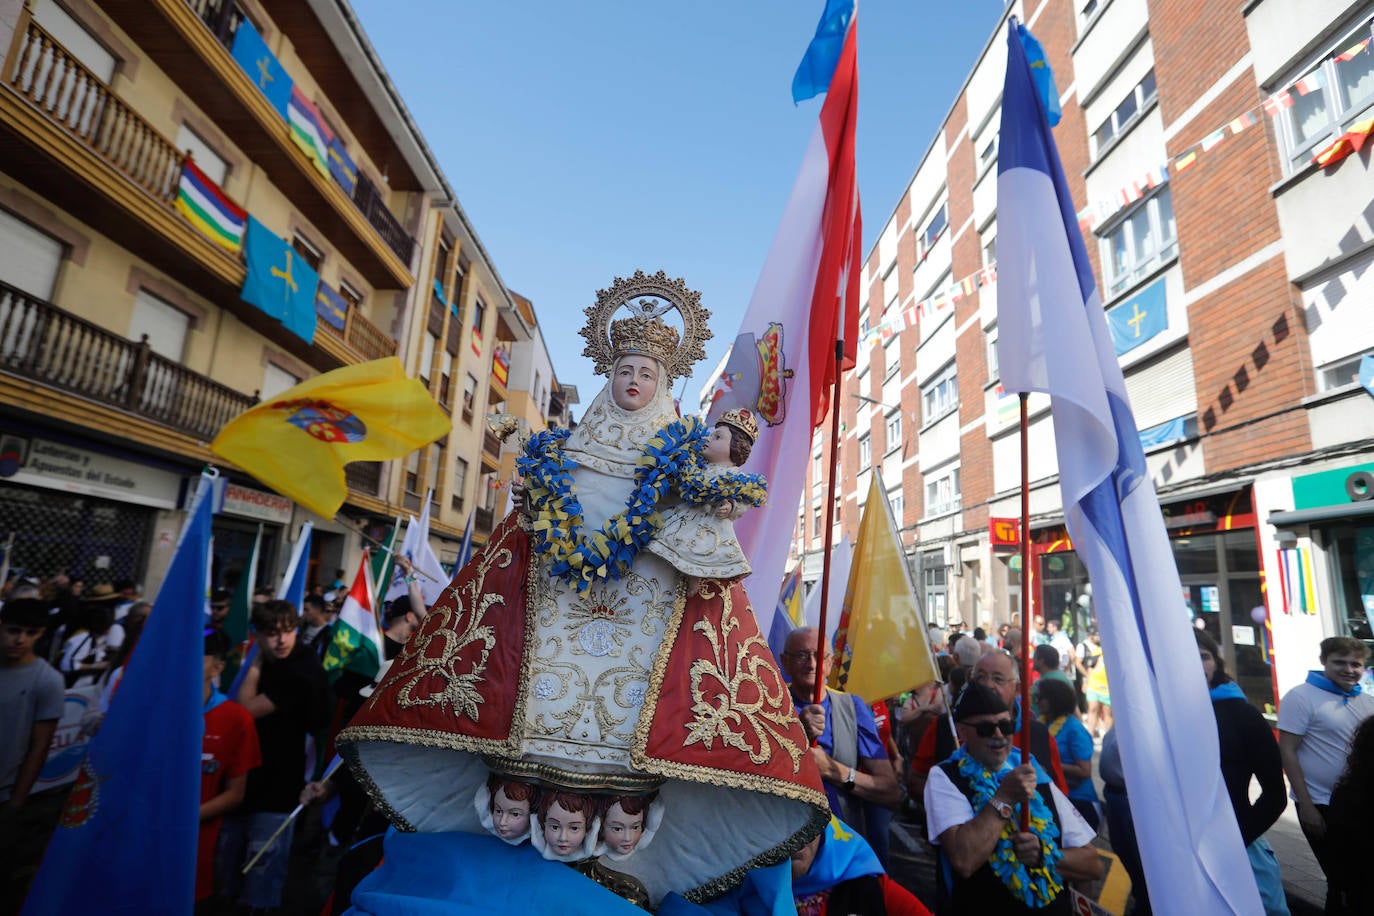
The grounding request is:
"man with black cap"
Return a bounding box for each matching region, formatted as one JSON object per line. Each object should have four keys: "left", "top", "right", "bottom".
{"left": 0, "top": 597, "right": 66, "bottom": 910}
{"left": 924, "top": 683, "right": 1100, "bottom": 914}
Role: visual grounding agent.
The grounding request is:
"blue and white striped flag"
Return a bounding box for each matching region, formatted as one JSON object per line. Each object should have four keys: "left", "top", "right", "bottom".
{"left": 996, "top": 20, "right": 1262, "bottom": 914}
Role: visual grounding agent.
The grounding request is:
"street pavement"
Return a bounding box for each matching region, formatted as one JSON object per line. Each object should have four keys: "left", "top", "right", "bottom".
{"left": 887, "top": 780, "right": 1326, "bottom": 915}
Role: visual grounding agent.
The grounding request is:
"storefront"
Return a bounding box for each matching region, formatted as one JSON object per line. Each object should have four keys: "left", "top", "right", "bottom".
{"left": 0, "top": 433, "right": 181, "bottom": 587}
{"left": 210, "top": 481, "right": 293, "bottom": 594}
{"left": 1030, "top": 485, "right": 1276, "bottom": 713}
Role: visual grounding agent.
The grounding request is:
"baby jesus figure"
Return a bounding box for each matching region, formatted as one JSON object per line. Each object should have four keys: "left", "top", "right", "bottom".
{"left": 647, "top": 408, "right": 762, "bottom": 584}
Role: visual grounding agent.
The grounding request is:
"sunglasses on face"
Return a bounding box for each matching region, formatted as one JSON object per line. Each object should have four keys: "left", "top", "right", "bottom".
{"left": 968, "top": 718, "right": 1016, "bottom": 738}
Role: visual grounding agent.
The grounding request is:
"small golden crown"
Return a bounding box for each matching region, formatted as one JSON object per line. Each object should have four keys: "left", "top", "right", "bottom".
{"left": 718, "top": 408, "right": 759, "bottom": 445}
{"left": 609, "top": 316, "right": 680, "bottom": 366}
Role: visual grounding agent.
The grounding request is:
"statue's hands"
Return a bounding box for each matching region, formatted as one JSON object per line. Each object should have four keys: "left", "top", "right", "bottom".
{"left": 798, "top": 703, "right": 826, "bottom": 742}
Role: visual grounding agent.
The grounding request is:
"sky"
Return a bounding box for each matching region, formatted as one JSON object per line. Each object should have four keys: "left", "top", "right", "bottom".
{"left": 350, "top": 1, "right": 1010, "bottom": 412}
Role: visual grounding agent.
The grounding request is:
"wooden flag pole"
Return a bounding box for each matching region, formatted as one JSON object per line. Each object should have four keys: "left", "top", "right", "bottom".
{"left": 1018, "top": 392, "right": 1033, "bottom": 832}
{"left": 240, "top": 756, "right": 346, "bottom": 875}
{"left": 813, "top": 341, "right": 848, "bottom": 715}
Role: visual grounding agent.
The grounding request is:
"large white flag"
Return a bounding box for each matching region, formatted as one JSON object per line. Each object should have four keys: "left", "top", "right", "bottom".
{"left": 997, "top": 20, "right": 1261, "bottom": 913}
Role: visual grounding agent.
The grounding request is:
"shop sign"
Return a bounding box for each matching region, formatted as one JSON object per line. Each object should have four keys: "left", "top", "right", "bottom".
{"left": 989, "top": 516, "right": 1020, "bottom": 548}
{"left": 220, "top": 482, "right": 293, "bottom": 524}
{"left": 1292, "top": 462, "right": 1374, "bottom": 510}
{"left": 5, "top": 437, "right": 180, "bottom": 509}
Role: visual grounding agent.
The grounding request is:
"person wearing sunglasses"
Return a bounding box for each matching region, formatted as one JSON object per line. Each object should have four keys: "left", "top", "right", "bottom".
{"left": 924, "top": 683, "right": 1101, "bottom": 914}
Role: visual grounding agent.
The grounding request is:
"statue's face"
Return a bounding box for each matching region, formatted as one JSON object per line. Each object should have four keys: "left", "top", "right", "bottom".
{"left": 704, "top": 426, "right": 733, "bottom": 465}
{"left": 611, "top": 356, "right": 658, "bottom": 411}
{"left": 491, "top": 786, "right": 530, "bottom": 839}
{"left": 601, "top": 802, "right": 645, "bottom": 856}
{"left": 543, "top": 801, "right": 587, "bottom": 857}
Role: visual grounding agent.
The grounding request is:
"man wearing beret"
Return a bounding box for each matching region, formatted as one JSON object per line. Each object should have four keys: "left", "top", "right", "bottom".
{"left": 924, "top": 683, "right": 1101, "bottom": 914}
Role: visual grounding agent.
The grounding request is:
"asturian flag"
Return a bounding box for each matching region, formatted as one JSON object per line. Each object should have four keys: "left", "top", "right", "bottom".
{"left": 709, "top": 0, "right": 861, "bottom": 634}
{"left": 996, "top": 20, "right": 1261, "bottom": 913}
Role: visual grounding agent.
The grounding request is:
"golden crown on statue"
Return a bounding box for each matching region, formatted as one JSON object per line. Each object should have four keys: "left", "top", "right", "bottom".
{"left": 579, "top": 270, "right": 711, "bottom": 380}
{"left": 609, "top": 315, "right": 681, "bottom": 366}
{"left": 717, "top": 407, "right": 760, "bottom": 445}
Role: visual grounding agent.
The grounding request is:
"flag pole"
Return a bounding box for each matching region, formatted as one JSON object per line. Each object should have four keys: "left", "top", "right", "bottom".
{"left": 240, "top": 755, "right": 346, "bottom": 875}
{"left": 1018, "top": 392, "right": 1032, "bottom": 832}
{"left": 813, "top": 340, "right": 847, "bottom": 714}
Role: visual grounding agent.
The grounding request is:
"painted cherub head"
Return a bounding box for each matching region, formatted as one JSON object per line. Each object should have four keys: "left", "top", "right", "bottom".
{"left": 600, "top": 795, "right": 649, "bottom": 857}
{"left": 536, "top": 790, "right": 599, "bottom": 861}
{"left": 705, "top": 408, "right": 759, "bottom": 468}
{"left": 483, "top": 774, "right": 537, "bottom": 844}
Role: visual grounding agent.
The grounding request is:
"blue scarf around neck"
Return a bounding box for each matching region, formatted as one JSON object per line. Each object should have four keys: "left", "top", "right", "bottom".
{"left": 1306, "top": 670, "right": 1362, "bottom": 704}
{"left": 1208, "top": 681, "right": 1246, "bottom": 702}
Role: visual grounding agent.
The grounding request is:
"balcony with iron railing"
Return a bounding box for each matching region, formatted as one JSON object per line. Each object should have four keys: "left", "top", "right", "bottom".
{"left": 0, "top": 279, "right": 256, "bottom": 441}
{"left": 178, "top": 0, "right": 415, "bottom": 264}
{"left": 474, "top": 506, "right": 495, "bottom": 537}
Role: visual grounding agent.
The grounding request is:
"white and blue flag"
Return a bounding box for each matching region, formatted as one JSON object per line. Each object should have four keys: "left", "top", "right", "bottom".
{"left": 996, "top": 20, "right": 1262, "bottom": 914}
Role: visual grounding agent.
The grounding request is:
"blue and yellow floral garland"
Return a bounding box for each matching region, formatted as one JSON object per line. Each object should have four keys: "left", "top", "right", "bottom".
{"left": 517, "top": 417, "right": 767, "bottom": 592}
{"left": 951, "top": 746, "right": 1065, "bottom": 908}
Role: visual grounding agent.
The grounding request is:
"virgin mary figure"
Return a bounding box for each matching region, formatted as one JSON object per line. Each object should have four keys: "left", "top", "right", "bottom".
{"left": 338, "top": 271, "right": 827, "bottom": 909}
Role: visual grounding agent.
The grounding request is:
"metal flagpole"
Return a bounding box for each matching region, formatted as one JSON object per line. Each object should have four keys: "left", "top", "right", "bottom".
{"left": 813, "top": 341, "right": 847, "bottom": 714}
{"left": 1018, "top": 392, "right": 1033, "bottom": 832}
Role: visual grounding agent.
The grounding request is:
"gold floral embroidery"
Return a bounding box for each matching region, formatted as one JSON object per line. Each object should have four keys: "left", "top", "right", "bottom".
{"left": 374, "top": 527, "right": 513, "bottom": 721}
{"left": 682, "top": 581, "right": 804, "bottom": 770}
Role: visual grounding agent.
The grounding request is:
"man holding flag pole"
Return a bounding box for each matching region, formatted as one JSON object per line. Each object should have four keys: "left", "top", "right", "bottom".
{"left": 995, "top": 17, "right": 1263, "bottom": 914}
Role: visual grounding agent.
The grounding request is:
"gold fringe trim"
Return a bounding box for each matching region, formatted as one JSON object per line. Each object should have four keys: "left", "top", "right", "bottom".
{"left": 482, "top": 755, "right": 666, "bottom": 794}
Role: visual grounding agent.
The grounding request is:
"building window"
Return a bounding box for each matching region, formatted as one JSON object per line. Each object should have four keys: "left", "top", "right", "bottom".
{"left": 128, "top": 289, "right": 189, "bottom": 361}
{"left": 986, "top": 325, "right": 999, "bottom": 382}
{"left": 812, "top": 452, "right": 822, "bottom": 486}
{"left": 462, "top": 373, "right": 478, "bottom": 422}
{"left": 291, "top": 233, "right": 324, "bottom": 272}
{"left": 1101, "top": 187, "right": 1176, "bottom": 297}
{"left": 812, "top": 506, "right": 823, "bottom": 538}
{"left": 1092, "top": 70, "right": 1157, "bottom": 156}
{"left": 885, "top": 410, "right": 902, "bottom": 453}
{"left": 419, "top": 332, "right": 435, "bottom": 387}
{"left": 925, "top": 467, "right": 962, "bottom": 518}
{"left": 884, "top": 338, "right": 901, "bottom": 378}
{"left": 1279, "top": 19, "right": 1374, "bottom": 170}
{"left": 977, "top": 135, "right": 998, "bottom": 175}
{"left": 261, "top": 363, "right": 300, "bottom": 400}
{"left": 473, "top": 298, "right": 487, "bottom": 332}
{"left": 438, "top": 349, "right": 453, "bottom": 406}
{"left": 1319, "top": 348, "right": 1374, "bottom": 391}
{"left": 918, "top": 202, "right": 948, "bottom": 260}
{"left": 890, "top": 491, "right": 904, "bottom": 526}
{"left": 858, "top": 434, "right": 871, "bottom": 470}
{"left": 453, "top": 456, "right": 469, "bottom": 511}
{"left": 32, "top": 0, "right": 116, "bottom": 83}
{"left": 923, "top": 549, "right": 948, "bottom": 626}
{"left": 982, "top": 232, "right": 997, "bottom": 267}
{"left": 175, "top": 124, "right": 228, "bottom": 186}
{"left": 0, "top": 208, "right": 64, "bottom": 299}
{"left": 922, "top": 363, "right": 959, "bottom": 424}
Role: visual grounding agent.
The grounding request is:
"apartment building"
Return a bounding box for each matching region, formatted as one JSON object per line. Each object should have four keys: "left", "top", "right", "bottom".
{"left": 0, "top": 0, "right": 542, "bottom": 594}
{"left": 798, "top": 0, "right": 1374, "bottom": 709}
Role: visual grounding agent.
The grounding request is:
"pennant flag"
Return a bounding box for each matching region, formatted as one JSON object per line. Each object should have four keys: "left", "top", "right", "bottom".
{"left": 791, "top": 0, "right": 854, "bottom": 104}
{"left": 229, "top": 18, "right": 292, "bottom": 119}
{"left": 277, "top": 521, "right": 313, "bottom": 608}
{"left": 1335, "top": 36, "right": 1371, "bottom": 63}
{"left": 1261, "top": 91, "right": 1293, "bottom": 116}
{"left": 220, "top": 522, "right": 261, "bottom": 695}
{"left": 174, "top": 159, "right": 246, "bottom": 253}
{"left": 1312, "top": 114, "right": 1374, "bottom": 168}
{"left": 1359, "top": 353, "right": 1374, "bottom": 399}
{"left": 1172, "top": 148, "right": 1199, "bottom": 172}
{"left": 828, "top": 474, "right": 934, "bottom": 701}
{"left": 385, "top": 513, "right": 420, "bottom": 603}
{"left": 242, "top": 216, "right": 319, "bottom": 343}
{"left": 23, "top": 478, "right": 214, "bottom": 914}
{"left": 1227, "top": 110, "right": 1257, "bottom": 135}
{"left": 410, "top": 492, "right": 450, "bottom": 608}
{"left": 996, "top": 20, "right": 1262, "bottom": 913}
{"left": 1198, "top": 128, "right": 1226, "bottom": 152}
{"left": 322, "top": 552, "right": 383, "bottom": 683}
{"left": 315, "top": 284, "right": 348, "bottom": 331}
{"left": 370, "top": 518, "right": 402, "bottom": 612}
{"left": 455, "top": 510, "right": 475, "bottom": 572}
{"left": 327, "top": 136, "right": 358, "bottom": 196}
{"left": 1105, "top": 278, "right": 1167, "bottom": 355}
{"left": 288, "top": 85, "right": 334, "bottom": 177}
{"left": 210, "top": 357, "right": 450, "bottom": 520}
{"left": 766, "top": 566, "right": 806, "bottom": 666}
{"left": 1292, "top": 70, "right": 1325, "bottom": 95}
{"left": 709, "top": 0, "right": 860, "bottom": 636}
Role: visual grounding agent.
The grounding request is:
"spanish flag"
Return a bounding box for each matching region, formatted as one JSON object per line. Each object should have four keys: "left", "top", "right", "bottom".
{"left": 829, "top": 470, "right": 937, "bottom": 701}
{"left": 211, "top": 358, "right": 449, "bottom": 519}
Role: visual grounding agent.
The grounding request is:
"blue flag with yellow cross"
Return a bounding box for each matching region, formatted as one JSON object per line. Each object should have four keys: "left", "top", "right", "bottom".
{"left": 243, "top": 216, "right": 318, "bottom": 343}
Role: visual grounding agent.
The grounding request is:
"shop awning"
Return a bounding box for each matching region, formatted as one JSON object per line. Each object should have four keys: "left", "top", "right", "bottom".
{"left": 1267, "top": 502, "right": 1374, "bottom": 526}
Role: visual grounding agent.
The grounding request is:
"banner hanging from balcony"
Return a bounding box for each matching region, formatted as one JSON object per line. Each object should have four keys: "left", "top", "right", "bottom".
{"left": 316, "top": 284, "right": 348, "bottom": 331}
{"left": 210, "top": 357, "right": 450, "bottom": 520}
{"left": 492, "top": 346, "right": 510, "bottom": 386}
{"left": 174, "top": 159, "right": 246, "bottom": 253}
{"left": 288, "top": 86, "right": 334, "bottom": 178}
{"left": 242, "top": 216, "right": 319, "bottom": 344}
{"left": 230, "top": 19, "right": 292, "bottom": 119}
{"left": 328, "top": 136, "right": 358, "bottom": 196}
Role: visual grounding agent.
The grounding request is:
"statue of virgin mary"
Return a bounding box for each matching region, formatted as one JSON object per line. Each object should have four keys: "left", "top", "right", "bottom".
{"left": 337, "top": 271, "right": 827, "bottom": 909}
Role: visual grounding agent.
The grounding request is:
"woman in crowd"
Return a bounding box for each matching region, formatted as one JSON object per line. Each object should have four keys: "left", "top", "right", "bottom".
{"left": 1036, "top": 677, "right": 1100, "bottom": 831}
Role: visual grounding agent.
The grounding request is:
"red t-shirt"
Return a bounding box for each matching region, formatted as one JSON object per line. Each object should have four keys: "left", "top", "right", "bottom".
{"left": 198, "top": 699, "right": 262, "bottom": 900}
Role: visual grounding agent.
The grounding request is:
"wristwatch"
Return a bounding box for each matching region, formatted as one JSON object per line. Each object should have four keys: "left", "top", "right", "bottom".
{"left": 990, "top": 798, "right": 1014, "bottom": 820}
{"left": 842, "top": 767, "right": 857, "bottom": 792}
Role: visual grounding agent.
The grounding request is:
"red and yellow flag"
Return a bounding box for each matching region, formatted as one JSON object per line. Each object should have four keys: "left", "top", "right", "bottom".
{"left": 211, "top": 357, "right": 449, "bottom": 519}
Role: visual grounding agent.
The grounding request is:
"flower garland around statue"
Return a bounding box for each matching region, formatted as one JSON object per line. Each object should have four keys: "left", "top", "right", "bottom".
{"left": 518, "top": 416, "right": 766, "bottom": 591}
{"left": 951, "top": 746, "right": 1065, "bottom": 908}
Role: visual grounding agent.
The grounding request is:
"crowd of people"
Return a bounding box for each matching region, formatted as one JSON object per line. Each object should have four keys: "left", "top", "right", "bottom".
{"left": 4, "top": 560, "right": 1374, "bottom": 915}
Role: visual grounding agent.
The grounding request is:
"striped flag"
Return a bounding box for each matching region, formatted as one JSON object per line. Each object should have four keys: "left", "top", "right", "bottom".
{"left": 322, "top": 552, "right": 383, "bottom": 682}
{"left": 288, "top": 85, "right": 334, "bottom": 177}
{"left": 996, "top": 20, "right": 1262, "bottom": 913}
{"left": 706, "top": 0, "right": 860, "bottom": 635}
{"left": 174, "top": 159, "right": 246, "bottom": 253}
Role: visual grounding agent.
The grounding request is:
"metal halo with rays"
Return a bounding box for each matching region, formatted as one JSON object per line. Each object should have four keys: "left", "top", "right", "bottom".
{"left": 579, "top": 269, "right": 712, "bottom": 380}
